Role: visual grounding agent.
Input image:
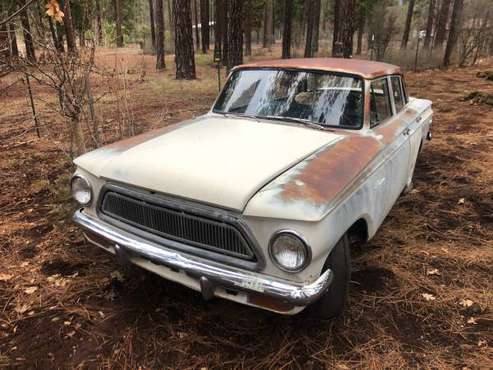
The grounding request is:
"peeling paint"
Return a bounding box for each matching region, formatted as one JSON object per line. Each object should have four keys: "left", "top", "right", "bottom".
{"left": 280, "top": 135, "right": 382, "bottom": 205}
{"left": 235, "top": 58, "right": 402, "bottom": 79}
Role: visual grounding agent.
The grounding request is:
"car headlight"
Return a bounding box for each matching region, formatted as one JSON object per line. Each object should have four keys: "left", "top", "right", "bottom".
{"left": 71, "top": 175, "right": 92, "bottom": 205}
{"left": 269, "top": 230, "right": 311, "bottom": 272}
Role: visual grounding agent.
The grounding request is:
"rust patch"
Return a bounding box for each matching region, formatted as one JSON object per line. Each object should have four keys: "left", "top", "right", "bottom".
{"left": 235, "top": 58, "right": 402, "bottom": 79}
{"left": 374, "top": 119, "right": 406, "bottom": 145}
{"left": 399, "top": 106, "right": 418, "bottom": 120}
{"left": 281, "top": 136, "right": 382, "bottom": 204}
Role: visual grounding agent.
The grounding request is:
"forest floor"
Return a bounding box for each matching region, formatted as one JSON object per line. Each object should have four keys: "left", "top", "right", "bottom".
{"left": 0, "top": 48, "right": 492, "bottom": 369}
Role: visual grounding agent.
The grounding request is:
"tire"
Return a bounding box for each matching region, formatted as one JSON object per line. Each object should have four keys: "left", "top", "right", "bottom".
{"left": 309, "top": 234, "right": 351, "bottom": 319}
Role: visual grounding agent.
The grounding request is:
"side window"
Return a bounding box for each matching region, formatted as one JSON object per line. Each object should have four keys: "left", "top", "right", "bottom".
{"left": 370, "top": 78, "right": 392, "bottom": 127}
{"left": 391, "top": 76, "right": 405, "bottom": 112}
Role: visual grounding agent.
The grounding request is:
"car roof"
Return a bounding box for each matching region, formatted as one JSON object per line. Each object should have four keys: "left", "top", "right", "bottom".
{"left": 233, "top": 58, "right": 402, "bottom": 79}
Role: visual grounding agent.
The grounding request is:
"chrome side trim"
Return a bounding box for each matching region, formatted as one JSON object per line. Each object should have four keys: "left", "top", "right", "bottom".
{"left": 73, "top": 210, "right": 333, "bottom": 306}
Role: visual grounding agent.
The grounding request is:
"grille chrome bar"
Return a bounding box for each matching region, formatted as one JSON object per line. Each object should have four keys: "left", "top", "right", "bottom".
{"left": 100, "top": 190, "right": 256, "bottom": 260}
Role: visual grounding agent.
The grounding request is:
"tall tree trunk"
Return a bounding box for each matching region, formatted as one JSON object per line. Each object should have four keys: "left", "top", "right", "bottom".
{"left": 8, "top": 23, "right": 19, "bottom": 58}
{"left": 214, "top": 0, "right": 224, "bottom": 60}
{"left": 149, "top": 0, "right": 156, "bottom": 50}
{"left": 63, "top": 0, "right": 76, "bottom": 52}
{"left": 262, "top": 5, "right": 268, "bottom": 47}
{"left": 271, "top": 0, "right": 275, "bottom": 43}
{"left": 79, "top": 6, "right": 88, "bottom": 47}
{"left": 19, "top": 2, "right": 36, "bottom": 62}
{"left": 300, "top": 0, "right": 310, "bottom": 47}
{"left": 401, "top": 0, "right": 415, "bottom": 49}
{"left": 356, "top": 2, "right": 365, "bottom": 55}
{"left": 114, "top": 0, "right": 124, "bottom": 47}
{"left": 263, "top": 0, "right": 273, "bottom": 48}
{"left": 221, "top": 0, "right": 228, "bottom": 66}
{"left": 173, "top": 0, "right": 196, "bottom": 79}
{"left": 312, "top": 0, "right": 321, "bottom": 53}
{"left": 423, "top": 0, "right": 435, "bottom": 49}
{"left": 200, "top": 0, "right": 210, "bottom": 53}
{"left": 443, "top": 0, "right": 464, "bottom": 67}
{"left": 434, "top": 0, "right": 451, "bottom": 48}
{"left": 156, "top": 0, "right": 166, "bottom": 69}
{"left": 193, "top": 0, "right": 200, "bottom": 51}
{"left": 95, "top": 0, "right": 103, "bottom": 45}
{"left": 332, "top": 0, "right": 342, "bottom": 56}
{"left": 343, "top": 0, "right": 355, "bottom": 57}
{"left": 304, "top": 0, "right": 314, "bottom": 57}
{"left": 0, "top": 24, "right": 9, "bottom": 61}
{"left": 73, "top": 117, "right": 87, "bottom": 157}
{"left": 282, "top": 0, "right": 293, "bottom": 58}
{"left": 244, "top": 0, "right": 252, "bottom": 56}
{"left": 333, "top": 0, "right": 354, "bottom": 57}
{"left": 33, "top": 0, "right": 45, "bottom": 39}
{"left": 167, "top": 0, "right": 174, "bottom": 48}
{"left": 56, "top": 23, "right": 65, "bottom": 51}
{"left": 227, "top": 0, "right": 243, "bottom": 69}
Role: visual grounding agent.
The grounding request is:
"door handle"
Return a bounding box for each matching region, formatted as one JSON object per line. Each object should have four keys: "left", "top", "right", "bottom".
{"left": 403, "top": 128, "right": 410, "bottom": 136}
{"left": 416, "top": 116, "right": 422, "bottom": 123}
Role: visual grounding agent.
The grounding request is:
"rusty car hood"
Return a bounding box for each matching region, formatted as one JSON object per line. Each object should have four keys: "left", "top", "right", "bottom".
{"left": 244, "top": 134, "right": 385, "bottom": 221}
{"left": 74, "top": 115, "right": 342, "bottom": 211}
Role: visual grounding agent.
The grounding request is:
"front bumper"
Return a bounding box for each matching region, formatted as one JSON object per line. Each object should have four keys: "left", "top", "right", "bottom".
{"left": 73, "top": 210, "right": 333, "bottom": 312}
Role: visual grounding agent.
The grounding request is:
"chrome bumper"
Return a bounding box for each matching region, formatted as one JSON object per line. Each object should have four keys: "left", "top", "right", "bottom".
{"left": 73, "top": 210, "right": 333, "bottom": 307}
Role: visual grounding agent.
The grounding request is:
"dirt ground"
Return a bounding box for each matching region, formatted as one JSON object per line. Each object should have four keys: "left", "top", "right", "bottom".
{"left": 0, "top": 50, "right": 492, "bottom": 369}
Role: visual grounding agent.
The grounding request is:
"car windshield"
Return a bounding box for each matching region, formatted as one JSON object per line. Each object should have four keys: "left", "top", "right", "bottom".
{"left": 213, "top": 68, "right": 364, "bottom": 129}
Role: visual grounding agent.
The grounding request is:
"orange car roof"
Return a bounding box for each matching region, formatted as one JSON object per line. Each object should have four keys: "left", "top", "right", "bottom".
{"left": 233, "top": 58, "right": 402, "bottom": 79}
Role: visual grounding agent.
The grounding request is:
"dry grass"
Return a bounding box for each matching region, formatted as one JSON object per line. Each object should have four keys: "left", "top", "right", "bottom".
{"left": 0, "top": 48, "right": 492, "bottom": 369}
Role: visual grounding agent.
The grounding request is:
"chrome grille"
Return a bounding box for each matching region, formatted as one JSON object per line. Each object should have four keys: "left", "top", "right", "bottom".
{"left": 100, "top": 191, "right": 255, "bottom": 260}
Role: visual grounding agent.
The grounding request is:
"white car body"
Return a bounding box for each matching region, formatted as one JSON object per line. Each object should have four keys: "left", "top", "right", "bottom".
{"left": 72, "top": 58, "right": 432, "bottom": 314}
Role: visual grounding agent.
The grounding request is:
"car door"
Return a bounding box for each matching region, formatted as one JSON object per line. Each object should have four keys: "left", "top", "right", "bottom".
{"left": 389, "top": 76, "right": 422, "bottom": 184}
{"left": 370, "top": 77, "right": 411, "bottom": 226}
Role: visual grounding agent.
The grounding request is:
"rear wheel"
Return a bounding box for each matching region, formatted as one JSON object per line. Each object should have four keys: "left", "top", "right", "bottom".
{"left": 308, "top": 234, "right": 351, "bottom": 319}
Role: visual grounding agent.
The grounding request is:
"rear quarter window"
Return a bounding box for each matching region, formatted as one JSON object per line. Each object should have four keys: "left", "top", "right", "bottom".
{"left": 391, "top": 76, "right": 405, "bottom": 112}
{"left": 370, "top": 78, "right": 392, "bottom": 127}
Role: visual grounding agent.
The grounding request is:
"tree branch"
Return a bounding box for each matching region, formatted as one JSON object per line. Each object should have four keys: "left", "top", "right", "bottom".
{"left": 0, "top": 0, "right": 36, "bottom": 27}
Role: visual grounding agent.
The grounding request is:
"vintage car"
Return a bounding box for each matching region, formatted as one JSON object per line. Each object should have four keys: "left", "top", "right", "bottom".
{"left": 71, "top": 58, "right": 432, "bottom": 318}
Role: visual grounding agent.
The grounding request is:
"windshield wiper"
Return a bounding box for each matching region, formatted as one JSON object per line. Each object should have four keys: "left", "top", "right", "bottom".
{"left": 257, "top": 115, "right": 328, "bottom": 131}
{"left": 215, "top": 111, "right": 259, "bottom": 121}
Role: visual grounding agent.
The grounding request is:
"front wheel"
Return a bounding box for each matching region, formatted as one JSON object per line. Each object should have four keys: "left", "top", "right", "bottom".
{"left": 308, "top": 234, "right": 351, "bottom": 319}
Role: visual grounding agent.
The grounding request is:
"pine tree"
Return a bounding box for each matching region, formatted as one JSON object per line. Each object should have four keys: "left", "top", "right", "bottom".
{"left": 149, "top": 0, "right": 156, "bottom": 50}
{"left": 304, "top": 0, "right": 315, "bottom": 57}
{"left": 401, "top": 0, "right": 415, "bottom": 49}
{"left": 19, "top": 1, "right": 36, "bottom": 61}
{"left": 8, "top": 23, "right": 19, "bottom": 57}
{"left": 443, "top": 0, "right": 464, "bottom": 66}
{"left": 424, "top": 0, "right": 435, "bottom": 49}
{"left": 200, "top": 0, "right": 210, "bottom": 53}
{"left": 434, "top": 0, "right": 451, "bottom": 48}
{"left": 333, "top": 0, "right": 354, "bottom": 57}
{"left": 282, "top": 0, "right": 293, "bottom": 59}
{"left": 95, "top": 0, "right": 103, "bottom": 45}
{"left": 228, "top": 0, "right": 243, "bottom": 68}
{"left": 244, "top": 0, "right": 252, "bottom": 56}
{"left": 156, "top": 0, "right": 166, "bottom": 69}
{"left": 263, "top": 0, "right": 273, "bottom": 48}
{"left": 173, "top": 0, "right": 196, "bottom": 79}
{"left": 114, "top": 0, "right": 123, "bottom": 47}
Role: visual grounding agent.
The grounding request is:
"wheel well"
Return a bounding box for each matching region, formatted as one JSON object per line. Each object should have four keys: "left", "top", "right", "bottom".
{"left": 347, "top": 218, "right": 368, "bottom": 245}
